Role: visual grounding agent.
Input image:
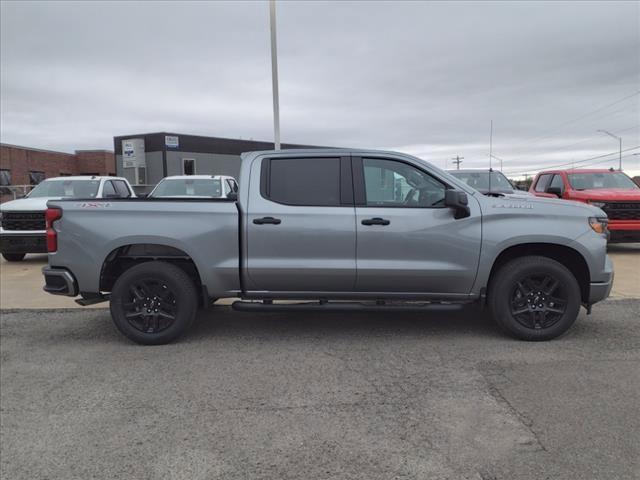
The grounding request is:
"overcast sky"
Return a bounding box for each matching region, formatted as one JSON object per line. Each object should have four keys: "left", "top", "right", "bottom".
{"left": 1, "top": 0, "right": 639, "bottom": 177}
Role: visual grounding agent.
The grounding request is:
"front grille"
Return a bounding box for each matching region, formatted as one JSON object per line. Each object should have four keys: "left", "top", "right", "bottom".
{"left": 601, "top": 202, "right": 640, "bottom": 221}
{"left": 1, "top": 211, "right": 46, "bottom": 230}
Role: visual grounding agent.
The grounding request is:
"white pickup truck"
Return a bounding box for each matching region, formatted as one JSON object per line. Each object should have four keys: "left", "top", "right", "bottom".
{"left": 148, "top": 175, "right": 238, "bottom": 199}
{"left": 0, "top": 176, "right": 135, "bottom": 261}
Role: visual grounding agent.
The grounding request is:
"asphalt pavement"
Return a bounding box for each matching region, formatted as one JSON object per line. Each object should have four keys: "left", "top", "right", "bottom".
{"left": 1, "top": 300, "right": 639, "bottom": 480}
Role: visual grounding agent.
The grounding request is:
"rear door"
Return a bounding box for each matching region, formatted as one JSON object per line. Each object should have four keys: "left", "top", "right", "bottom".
{"left": 245, "top": 155, "right": 356, "bottom": 292}
{"left": 353, "top": 156, "right": 482, "bottom": 294}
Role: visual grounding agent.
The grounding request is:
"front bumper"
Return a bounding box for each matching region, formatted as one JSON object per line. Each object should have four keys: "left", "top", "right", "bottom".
{"left": 608, "top": 220, "right": 640, "bottom": 243}
{"left": 42, "top": 267, "right": 78, "bottom": 296}
{"left": 588, "top": 254, "right": 614, "bottom": 304}
{"left": 0, "top": 232, "right": 47, "bottom": 254}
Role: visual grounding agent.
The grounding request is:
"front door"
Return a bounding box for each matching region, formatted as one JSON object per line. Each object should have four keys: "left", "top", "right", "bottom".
{"left": 353, "top": 156, "right": 481, "bottom": 294}
{"left": 246, "top": 155, "right": 356, "bottom": 292}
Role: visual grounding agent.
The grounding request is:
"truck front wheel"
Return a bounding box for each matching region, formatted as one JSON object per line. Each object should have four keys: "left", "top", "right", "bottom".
{"left": 109, "top": 261, "right": 198, "bottom": 345}
{"left": 488, "top": 256, "right": 581, "bottom": 341}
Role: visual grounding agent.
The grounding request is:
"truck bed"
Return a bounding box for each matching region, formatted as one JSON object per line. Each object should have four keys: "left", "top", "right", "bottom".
{"left": 47, "top": 198, "right": 241, "bottom": 297}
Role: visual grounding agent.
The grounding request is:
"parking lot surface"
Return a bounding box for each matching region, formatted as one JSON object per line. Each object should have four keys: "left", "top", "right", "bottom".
{"left": 1, "top": 300, "right": 639, "bottom": 480}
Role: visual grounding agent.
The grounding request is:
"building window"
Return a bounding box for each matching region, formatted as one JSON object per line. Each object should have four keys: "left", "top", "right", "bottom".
{"left": 183, "top": 158, "right": 196, "bottom": 175}
{"left": 0, "top": 169, "right": 11, "bottom": 186}
{"left": 0, "top": 169, "right": 11, "bottom": 195}
{"left": 29, "top": 171, "right": 45, "bottom": 185}
{"left": 137, "top": 167, "right": 146, "bottom": 185}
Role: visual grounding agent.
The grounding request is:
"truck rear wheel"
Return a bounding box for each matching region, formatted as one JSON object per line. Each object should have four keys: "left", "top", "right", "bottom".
{"left": 2, "top": 253, "right": 26, "bottom": 262}
{"left": 488, "top": 256, "right": 581, "bottom": 341}
{"left": 109, "top": 261, "right": 198, "bottom": 345}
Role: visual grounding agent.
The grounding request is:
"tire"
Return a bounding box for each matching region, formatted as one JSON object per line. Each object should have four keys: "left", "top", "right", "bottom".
{"left": 488, "top": 256, "right": 581, "bottom": 341}
{"left": 109, "top": 261, "right": 199, "bottom": 345}
{"left": 2, "top": 253, "right": 26, "bottom": 262}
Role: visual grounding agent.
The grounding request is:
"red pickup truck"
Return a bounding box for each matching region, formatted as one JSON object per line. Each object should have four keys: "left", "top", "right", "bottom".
{"left": 530, "top": 168, "right": 640, "bottom": 243}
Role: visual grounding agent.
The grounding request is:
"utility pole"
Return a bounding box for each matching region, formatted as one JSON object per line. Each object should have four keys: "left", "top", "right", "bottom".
{"left": 489, "top": 120, "right": 493, "bottom": 170}
{"left": 597, "top": 129, "right": 622, "bottom": 171}
{"left": 269, "top": 0, "right": 281, "bottom": 150}
{"left": 452, "top": 155, "right": 464, "bottom": 170}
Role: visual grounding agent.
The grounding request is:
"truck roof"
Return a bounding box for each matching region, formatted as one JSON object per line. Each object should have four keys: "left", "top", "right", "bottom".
{"left": 44, "top": 176, "right": 129, "bottom": 182}
{"left": 159, "top": 175, "right": 233, "bottom": 180}
{"left": 537, "top": 169, "right": 618, "bottom": 175}
{"left": 447, "top": 169, "right": 506, "bottom": 174}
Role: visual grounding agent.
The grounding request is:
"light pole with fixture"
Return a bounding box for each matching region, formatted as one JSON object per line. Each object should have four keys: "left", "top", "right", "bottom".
{"left": 597, "top": 129, "right": 622, "bottom": 171}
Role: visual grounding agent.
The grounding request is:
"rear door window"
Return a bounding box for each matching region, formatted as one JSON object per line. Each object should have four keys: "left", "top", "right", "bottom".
{"left": 264, "top": 157, "right": 342, "bottom": 206}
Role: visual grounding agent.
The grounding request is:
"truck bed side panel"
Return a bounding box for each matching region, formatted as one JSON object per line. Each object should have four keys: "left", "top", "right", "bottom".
{"left": 47, "top": 200, "right": 240, "bottom": 297}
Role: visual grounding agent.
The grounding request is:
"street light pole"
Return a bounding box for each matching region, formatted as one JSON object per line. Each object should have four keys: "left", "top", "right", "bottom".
{"left": 269, "top": 0, "right": 281, "bottom": 150}
{"left": 597, "top": 129, "right": 622, "bottom": 171}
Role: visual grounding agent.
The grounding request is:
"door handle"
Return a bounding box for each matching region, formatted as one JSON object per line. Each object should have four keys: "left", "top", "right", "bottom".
{"left": 253, "top": 216, "right": 282, "bottom": 225}
{"left": 361, "top": 217, "right": 390, "bottom": 226}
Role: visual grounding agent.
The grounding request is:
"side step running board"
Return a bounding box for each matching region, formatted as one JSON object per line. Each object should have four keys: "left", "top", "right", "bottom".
{"left": 75, "top": 294, "right": 110, "bottom": 306}
{"left": 232, "top": 301, "right": 465, "bottom": 313}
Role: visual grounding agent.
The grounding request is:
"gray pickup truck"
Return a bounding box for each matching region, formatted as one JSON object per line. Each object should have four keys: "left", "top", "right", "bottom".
{"left": 42, "top": 149, "right": 613, "bottom": 344}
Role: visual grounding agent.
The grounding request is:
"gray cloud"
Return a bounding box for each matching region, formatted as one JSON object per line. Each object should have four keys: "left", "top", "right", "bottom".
{"left": 1, "top": 0, "right": 639, "bottom": 177}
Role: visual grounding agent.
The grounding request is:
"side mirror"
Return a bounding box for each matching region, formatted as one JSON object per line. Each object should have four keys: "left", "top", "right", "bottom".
{"left": 444, "top": 189, "right": 470, "bottom": 219}
{"left": 226, "top": 191, "right": 238, "bottom": 201}
{"left": 546, "top": 186, "right": 562, "bottom": 197}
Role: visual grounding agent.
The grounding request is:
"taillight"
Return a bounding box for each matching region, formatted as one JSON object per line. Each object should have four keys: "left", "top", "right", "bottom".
{"left": 46, "top": 208, "right": 62, "bottom": 252}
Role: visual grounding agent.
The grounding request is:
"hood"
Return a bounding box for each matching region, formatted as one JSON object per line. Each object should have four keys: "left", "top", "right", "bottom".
{"left": 481, "top": 192, "right": 604, "bottom": 217}
{"left": 0, "top": 197, "right": 50, "bottom": 212}
{"left": 568, "top": 188, "right": 640, "bottom": 201}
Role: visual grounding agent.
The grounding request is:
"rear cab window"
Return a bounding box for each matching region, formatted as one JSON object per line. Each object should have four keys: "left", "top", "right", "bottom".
{"left": 261, "top": 157, "right": 347, "bottom": 206}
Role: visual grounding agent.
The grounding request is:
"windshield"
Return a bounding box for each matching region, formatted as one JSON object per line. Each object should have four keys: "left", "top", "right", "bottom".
{"left": 150, "top": 178, "right": 223, "bottom": 197}
{"left": 27, "top": 179, "right": 100, "bottom": 198}
{"left": 567, "top": 172, "right": 639, "bottom": 190}
{"left": 449, "top": 171, "right": 514, "bottom": 192}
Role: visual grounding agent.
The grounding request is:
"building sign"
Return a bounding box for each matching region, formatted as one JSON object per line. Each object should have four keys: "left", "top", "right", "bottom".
{"left": 122, "top": 138, "right": 146, "bottom": 168}
{"left": 165, "top": 135, "right": 179, "bottom": 149}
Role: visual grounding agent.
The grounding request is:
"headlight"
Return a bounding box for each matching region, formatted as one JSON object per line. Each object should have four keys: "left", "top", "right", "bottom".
{"left": 589, "top": 217, "right": 608, "bottom": 234}
{"left": 588, "top": 200, "right": 606, "bottom": 208}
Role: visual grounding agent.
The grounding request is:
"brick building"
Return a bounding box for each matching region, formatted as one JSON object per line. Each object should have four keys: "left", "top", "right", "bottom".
{"left": 0, "top": 144, "right": 115, "bottom": 202}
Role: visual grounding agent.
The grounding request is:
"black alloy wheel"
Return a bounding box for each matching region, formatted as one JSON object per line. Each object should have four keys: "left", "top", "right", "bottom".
{"left": 488, "top": 255, "right": 581, "bottom": 341}
{"left": 110, "top": 261, "right": 199, "bottom": 345}
{"left": 509, "top": 273, "right": 567, "bottom": 330}
{"left": 123, "top": 279, "right": 178, "bottom": 334}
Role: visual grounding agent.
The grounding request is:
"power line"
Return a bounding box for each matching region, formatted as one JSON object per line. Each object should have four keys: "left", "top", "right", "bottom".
{"left": 541, "top": 124, "right": 640, "bottom": 155}
{"left": 504, "top": 145, "right": 640, "bottom": 176}
{"left": 577, "top": 153, "right": 640, "bottom": 169}
{"left": 514, "top": 90, "right": 640, "bottom": 147}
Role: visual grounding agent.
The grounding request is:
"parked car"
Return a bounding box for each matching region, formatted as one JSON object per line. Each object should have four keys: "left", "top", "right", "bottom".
{"left": 448, "top": 169, "right": 531, "bottom": 197}
{"left": 530, "top": 168, "right": 640, "bottom": 243}
{"left": 0, "top": 176, "right": 135, "bottom": 261}
{"left": 148, "top": 175, "right": 238, "bottom": 199}
{"left": 42, "top": 149, "right": 612, "bottom": 345}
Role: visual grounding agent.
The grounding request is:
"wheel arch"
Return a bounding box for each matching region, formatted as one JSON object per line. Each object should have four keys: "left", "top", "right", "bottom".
{"left": 487, "top": 243, "right": 590, "bottom": 303}
{"left": 99, "top": 243, "right": 208, "bottom": 306}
